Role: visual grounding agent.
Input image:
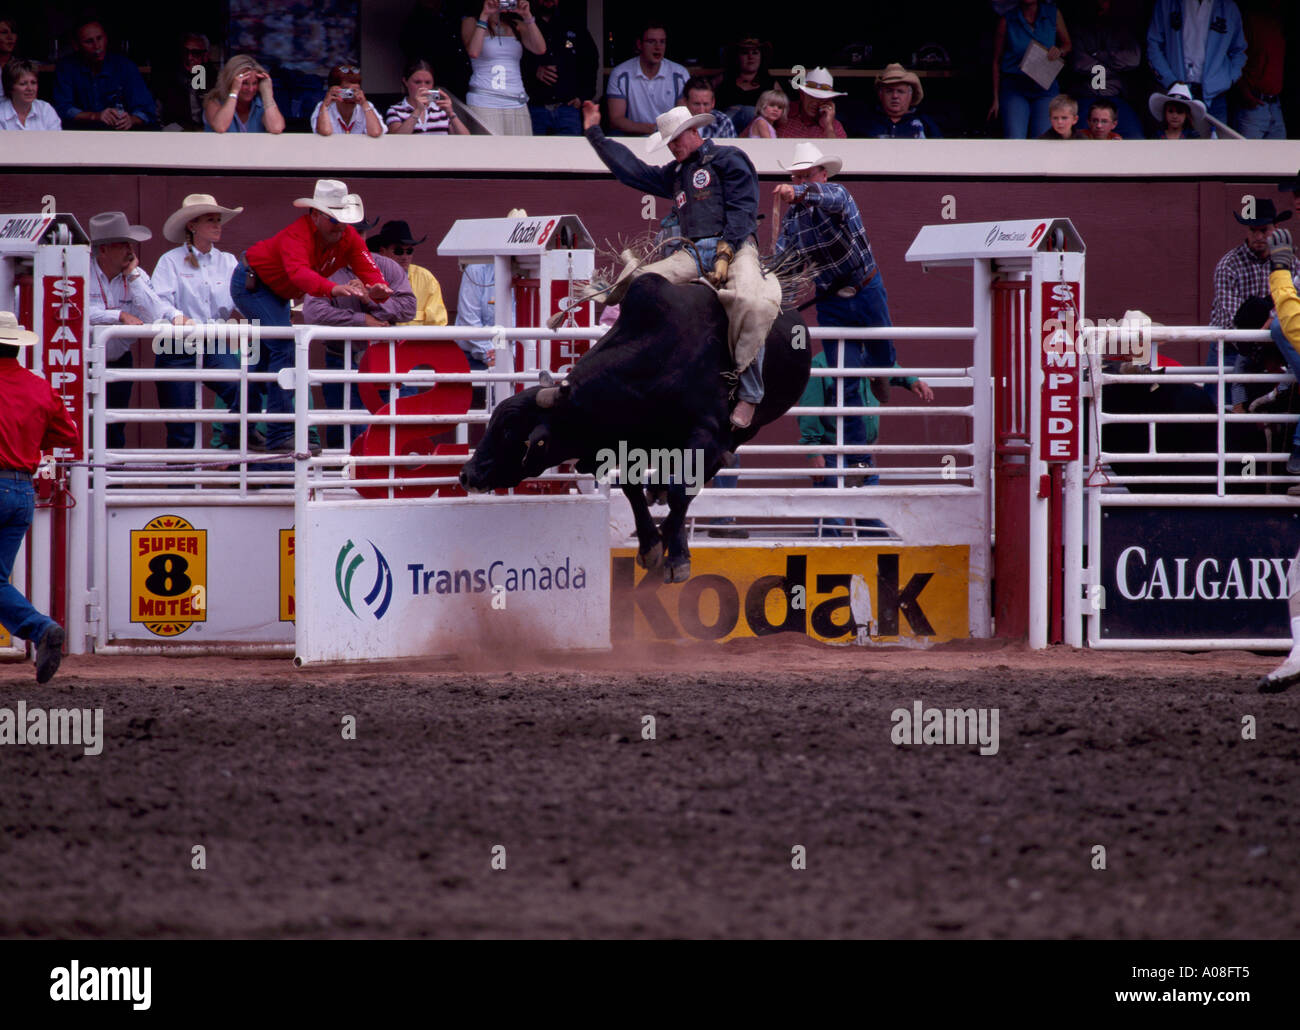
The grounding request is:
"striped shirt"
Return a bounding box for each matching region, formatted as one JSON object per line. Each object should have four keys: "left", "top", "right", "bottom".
{"left": 698, "top": 110, "right": 737, "bottom": 139}
{"left": 773, "top": 182, "right": 876, "bottom": 296}
{"left": 1211, "top": 241, "right": 1298, "bottom": 328}
{"left": 385, "top": 97, "right": 451, "bottom": 134}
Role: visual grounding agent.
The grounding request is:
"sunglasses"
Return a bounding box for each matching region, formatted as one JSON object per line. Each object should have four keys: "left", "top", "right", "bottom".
{"left": 336, "top": 65, "right": 361, "bottom": 74}
{"left": 391, "top": 245, "right": 415, "bottom": 255}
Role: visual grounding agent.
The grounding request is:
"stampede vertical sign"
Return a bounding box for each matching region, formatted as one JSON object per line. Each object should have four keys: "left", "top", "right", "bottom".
{"left": 1040, "top": 280, "right": 1081, "bottom": 461}
{"left": 130, "top": 515, "right": 207, "bottom": 636}
{"left": 41, "top": 273, "right": 86, "bottom": 458}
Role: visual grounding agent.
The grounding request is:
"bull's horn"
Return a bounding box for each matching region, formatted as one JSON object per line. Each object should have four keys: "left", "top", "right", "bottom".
{"left": 536, "top": 387, "right": 559, "bottom": 408}
{"left": 539, "top": 370, "right": 556, "bottom": 387}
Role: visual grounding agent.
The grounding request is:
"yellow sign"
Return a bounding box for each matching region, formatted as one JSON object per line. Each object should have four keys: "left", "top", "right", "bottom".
{"left": 129, "top": 515, "right": 207, "bottom": 637}
{"left": 611, "top": 545, "right": 969, "bottom": 643}
{"left": 280, "top": 528, "right": 295, "bottom": 622}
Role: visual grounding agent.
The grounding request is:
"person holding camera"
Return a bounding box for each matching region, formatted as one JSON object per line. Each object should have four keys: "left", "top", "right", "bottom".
{"left": 312, "top": 64, "right": 385, "bottom": 137}
{"left": 462, "top": 0, "right": 547, "bottom": 135}
{"left": 386, "top": 58, "right": 469, "bottom": 135}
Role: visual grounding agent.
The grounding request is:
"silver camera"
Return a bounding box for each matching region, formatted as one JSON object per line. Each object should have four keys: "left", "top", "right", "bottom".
{"left": 498, "top": 0, "right": 519, "bottom": 10}
{"left": 339, "top": 88, "right": 355, "bottom": 99}
{"left": 423, "top": 89, "right": 442, "bottom": 103}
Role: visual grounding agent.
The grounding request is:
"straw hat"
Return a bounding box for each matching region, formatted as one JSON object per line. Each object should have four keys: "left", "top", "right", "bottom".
{"left": 88, "top": 211, "right": 151, "bottom": 245}
{"left": 778, "top": 141, "right": 843, "bottom": 178}
{"left": 292, "top": 179, "right": 366, "bottom": 224}
{"left": 876, "top": 63, "right": 923, "bottom": 106}
{"left": 163, "top": 193, "right": 244, "bottom": 243}
{"left": 645, "top": 106, "right": 714, "bottom": 154}
{"left": 795, "top": 67, "right": 845, "bottom": 100}
{"left": 0, "top": 311, "right": 38, "bottom": 347}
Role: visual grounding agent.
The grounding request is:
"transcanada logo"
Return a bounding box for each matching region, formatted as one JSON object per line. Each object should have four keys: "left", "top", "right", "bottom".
{"left": 984, "top": 224, "right": 1029, "bottom": 246}
{"left": 336, "top": 539, "right": 394, "bottom": 619}
{"left": 407, "top": 557, "right": 587, "bottom": 595}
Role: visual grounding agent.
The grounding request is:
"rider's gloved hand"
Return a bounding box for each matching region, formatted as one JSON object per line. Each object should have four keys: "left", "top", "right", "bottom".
{"left": 708, "top": 241, "right": 734, "bottom": 288}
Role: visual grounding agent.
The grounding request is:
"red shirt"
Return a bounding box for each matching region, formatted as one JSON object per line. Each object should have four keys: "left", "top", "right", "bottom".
{"left": 0, "top": 358, "right": 81, "bottom": 472}
{"left": 1242, "top": 12, "right": 1285, "bottom": 97}
{"left": 776, "top": 105, "right": 847, "bottom": 139}
{"left": 245, "top": 215, "right": 383, "bottom": 301}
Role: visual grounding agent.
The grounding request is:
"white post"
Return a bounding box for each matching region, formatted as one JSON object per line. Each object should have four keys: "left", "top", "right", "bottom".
{"left": 969, "top": 258, "right": 994, "bottom": 638}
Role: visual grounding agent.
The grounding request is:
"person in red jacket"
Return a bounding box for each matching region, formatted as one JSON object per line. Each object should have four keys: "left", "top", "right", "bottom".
{"left": 0, "top": 312, "right": 80, "bottom": 682}
{"left": 230, "top": 179, "right": 392, "bottom": 451}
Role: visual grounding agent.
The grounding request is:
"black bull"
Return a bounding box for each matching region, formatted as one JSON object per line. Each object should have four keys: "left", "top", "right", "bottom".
{"left": 459, "top": 275, "right": 813, "bottom": 581}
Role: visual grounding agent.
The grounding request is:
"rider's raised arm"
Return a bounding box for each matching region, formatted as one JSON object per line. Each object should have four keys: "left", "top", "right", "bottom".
{"left": 584, "top": 124, "right": 676, "bottom": 200}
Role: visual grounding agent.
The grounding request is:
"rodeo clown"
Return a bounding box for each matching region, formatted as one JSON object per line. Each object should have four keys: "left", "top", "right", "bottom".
{"left": 579, "top": 100, "right": 782, "bottom": 428}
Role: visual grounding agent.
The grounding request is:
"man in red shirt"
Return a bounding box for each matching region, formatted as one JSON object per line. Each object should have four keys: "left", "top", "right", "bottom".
{"left": 230, "top": 179, "right": 392, "bottom": 452}
{"left": 1234, "top": 0, "right": 1285, "bottom": 139}
{"left": 0, "top": 312, "right": 80, "bottom": 682}
{"left": 776, "top": 66, "right": 848, "bottom": 139}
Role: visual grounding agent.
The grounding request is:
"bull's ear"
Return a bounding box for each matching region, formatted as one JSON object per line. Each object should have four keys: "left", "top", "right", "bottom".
{"left": 535, "top": 382, "right": 572, "bottom": 409}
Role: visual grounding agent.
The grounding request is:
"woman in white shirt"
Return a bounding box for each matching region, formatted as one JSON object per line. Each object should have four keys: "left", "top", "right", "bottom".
{"left": 0, "top": 59, "right": 62, "bottom": 131}
{"left": 152, "top": 193, "right": 249, "bottom": 450}
{"left": 461, "top": 0, "right": 546, "bottom": 135}
{"left": 312, "top": 64, "right": 385, "bottom": 137}
{"left": 386, "top": 59, "right": 470, "bottom": 135}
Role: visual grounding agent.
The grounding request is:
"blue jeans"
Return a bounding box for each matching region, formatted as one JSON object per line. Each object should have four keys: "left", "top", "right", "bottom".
{"left": 1000, "top": 73, "right": 1056, "bottom": 138}
{"left": 154, "top": 347, "right": 243, "bottom": 449}
{"left": 1234, "top": 100, "right": 1286, "bottom": 140}
{"left": 816, "top": 276, "right": 895, "bottom": 469}
{"left": 1270, "top": 320, "right": 1300, "bottom": 449}
{"left": 229, "top": 264, "right": 294, "bottom": 449}
{"left": 323, "top": 346, "right": 366, "bottom": 449}
{"left": 0, "top": 478, "right": 54, "bottom": 644}
{"left": 529, "top": 103, "right": 582, "bottom": 136}
{"left": 106, "top": 351, "right": 133, "bottom": 449}
{"left": 1205, "top": 340, "right": 1249, "bottom": 408}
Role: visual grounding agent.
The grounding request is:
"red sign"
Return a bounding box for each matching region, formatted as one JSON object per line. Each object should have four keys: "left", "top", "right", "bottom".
{"left": 1040, "top": 280, "right": 1080, "bottom": 462}
{"left": 41, "top": 274, "right": 85, "bottom": 459}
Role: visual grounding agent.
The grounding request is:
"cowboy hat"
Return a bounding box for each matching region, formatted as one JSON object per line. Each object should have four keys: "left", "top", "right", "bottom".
{"left": 88, "top": 211, "right": 151, "bottom": 245}
{"left": 162, "top": 193, "right": 244, "bottom": 243}
{"left": 778, "top": 141, "right": 843, "bottom": 178}
{"left": 507, "top": 208, "right": 528, "bottom": 218}
{"left": 645, "top": 106, "right": 714, "bottom": 154}
{"left": 795, "top": 67, "right": 845, "bottom": 100}
{"left": 0, "top": 311, "right": 37, "bottom": 348}
{"left": 1234, "top": 197, "right": 1292, "bottom": 227}
{"left": 293, "top": 179, "right": 366, "bottom": 224}
{"left": 1148, "top": 83, "right": 1208, "bottom": 135}
{"left": 367, "top": 219, "right": 427, "bottom": 249}
{"left": 876, "top": 62, "right": 923, "bottom": 106}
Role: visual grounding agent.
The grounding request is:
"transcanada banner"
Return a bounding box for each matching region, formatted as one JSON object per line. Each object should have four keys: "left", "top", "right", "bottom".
{"left": 1099, "top": 507, "right": 1300, "bottom": 640}
{"left": 299, "top": 495, "right": 611, "bottom": 663}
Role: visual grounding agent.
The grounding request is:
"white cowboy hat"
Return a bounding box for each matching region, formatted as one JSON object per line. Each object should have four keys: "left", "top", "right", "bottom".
{"left": 507, "top": 208, "right": 528, "bottom": 218}
{"left": 88, "top": 211, "right": 151, "bottom": 245}
{"left": 779, "top": 141, "right": 843, "bottom": 178}
{"left": 163, "top": 193, "right": 244, "bottom": 243}
{"left": 293, "top": 179, "right": 366, "bottom": 224}
{"left": 645, "top": 106, "right": 714, "bottom": 154}
{"left": 1148, "top": 82, "right": 1208, "bottom": 134}
{"left": 796, "top": 67, "right": 845, "bottom": 100}
{"left": 0, "top": 311, "right": 37, "bottom": 347}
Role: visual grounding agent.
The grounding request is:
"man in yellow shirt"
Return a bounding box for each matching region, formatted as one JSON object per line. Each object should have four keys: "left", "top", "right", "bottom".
{"left": 368, "top": 220, "right": 448, "bottom": 326}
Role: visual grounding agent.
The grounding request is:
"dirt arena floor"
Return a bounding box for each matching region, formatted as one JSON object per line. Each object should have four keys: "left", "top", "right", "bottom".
{"left": 0, "top": 639, "right": 1297, "bottom": 939}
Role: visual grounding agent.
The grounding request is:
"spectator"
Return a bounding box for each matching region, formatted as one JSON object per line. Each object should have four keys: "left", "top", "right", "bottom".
{"left": 1078, "top": 96, "right": 1122, "bottom": 137}
{"left": 745, "top": 87, "right": 787, "bottom": 139}
{"left": 605, "top": 21, "right": 689, "bottom": 136}
{"left": 1149, "top": 82, "right": 1208, "bottom": 137}
{"left": 1210, "top": 197, "right": 1295, "bottom": 403}
{"left": 385, "top": 58, "right": 468, "bottom": 135}
{"left": 230, "top": 180, "right": 393, "bottom": 453}
{"left": 713, "top": 35, "right": 777, "bottom": 132}
{"left": 455, "top": 208, "right": 522, "bottom": 372}
{"left": 312, "top": 64, "right": 385, "bottom": 137}
{"left": 990, "top": 1, "right": 1072, "bottom": 139}
{"left": 1038, "top": 93, "right": 1082, "bottom": 138}
{"left": 303, "top": 252, "right": 416, "bottom": 448}
{"left": 1233, "top": 0, "right": 1285, "bottom": 139}
{"left": 523, "top": 0, "right": 598, "bottom": 136}
{"left": 154, "top": 31, "right": 212, "bottom": 131}
{"left": 0, "top": 59, "right": 61, "bottom": 130}
{"left": 0, "top": 14, "right": 18, "bottom": 99}
{"left": 777, "top": 66, "right": 847, "bottom": 139}
{"left": 205, "top": 56, "right": 285, "bottom": 134}
{"left": 87, "top": 212, "right": 184, "bottom": 449}
{"left": 54, "top": 19, "right": 157, "bottom": 130}
{"left": 151, "top": 194, "right": 248, "bottom": 451}
{"left": 462, "top": 0, "right": 547, "bottom": 135}
{"left": 0, "top": 311, "right": 80, "bottom": 683}
{"left": 1068, "top": 0, "right": 1145, "bottom": 142}
{"left": 773, "top": 143, "right": 933, "bottom": 484}
{"left": 681, "top": 75, "right": 736, "bottom": 139}
{"left": 1147, "top": 0, "right": 1246, "bottom": 126}
{"left": 368, "top": 220, "right": 448, "bottom": 328}
{"left": 1278, "top": 166, "right": 1300, "bottom": 220}
{"left": 863, "top": 63, "right": 942, "bottom": 139}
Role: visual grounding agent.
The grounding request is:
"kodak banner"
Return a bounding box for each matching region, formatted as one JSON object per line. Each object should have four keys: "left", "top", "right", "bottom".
{"left": 611, "top": 545, "right": 969, "bottom": 643}
{"left": 280, "top": 528, "right": 295, "bottom": 622}
{"left": 130, "top": 515, "right": 207, "bottom": 637}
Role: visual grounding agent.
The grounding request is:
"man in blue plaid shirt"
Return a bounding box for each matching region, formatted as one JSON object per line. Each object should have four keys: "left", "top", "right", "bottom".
{"left": 682, "top": 76, "right": 737, "bottom": 139}
{"left": 773, "top": 142, "right": 931, "bottom": 481}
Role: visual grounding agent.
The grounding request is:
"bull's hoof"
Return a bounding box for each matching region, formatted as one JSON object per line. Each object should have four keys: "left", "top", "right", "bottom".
{"left": 663, "top": 558, "right": 691, "bottom": 583}
{"left": 637, "top": 541, "right": 664, "bottom": 571}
